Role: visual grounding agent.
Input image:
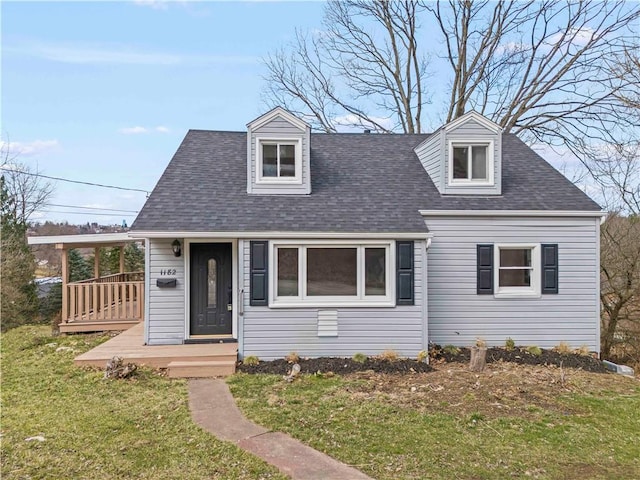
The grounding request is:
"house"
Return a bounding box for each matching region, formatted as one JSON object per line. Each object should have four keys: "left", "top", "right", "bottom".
{"left": 126, "top": 107, "right": 603, "bottom": 361}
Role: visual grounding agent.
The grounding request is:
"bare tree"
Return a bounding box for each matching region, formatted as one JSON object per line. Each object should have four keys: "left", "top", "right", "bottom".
{"left": 264, "top": 0, "right": 429, "bottom": 133}
{"left": 428, "top": 0, "right": 639, "bottom": 150}
{"left": 600, "top": 214, "right": 640, "bottom": 363}
{"left": 1, "top": 139, "right": 54, "bottom": 223}
{"left": 265, "top": 0, "right": 639, "bottom": 147}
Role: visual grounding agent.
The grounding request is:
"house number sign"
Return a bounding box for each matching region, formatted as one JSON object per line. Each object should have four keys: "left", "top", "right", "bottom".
{"left": 159, "top": 269, "right": 177, "bottom": 275}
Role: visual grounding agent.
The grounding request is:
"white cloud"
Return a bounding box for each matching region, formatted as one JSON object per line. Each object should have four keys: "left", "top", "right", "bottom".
{"left": 332, "top": 114, "right": 395, "bottom": 132}
{"left": 133, "top": 0, "right": 170, "bottom": 10}
{"left": 6, "top": 41, "right": 256, "bottom": 66}
{"left": 0, "top": 139, "right": 60, "bottom": 157}
{"left": 119, "top": 126, "right": 149, "bottom": 135}
{"left": 496, "top": 41, "right": 529, "bottom": 55}
{"left": 118, "top": 126, "right": 170, "bottom": 135}
{"left": 547, "top": 27, "right": 596, "bottom": 48}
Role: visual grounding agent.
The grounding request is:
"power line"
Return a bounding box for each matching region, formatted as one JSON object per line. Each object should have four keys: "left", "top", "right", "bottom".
{"left": 0, "top": 166, "right": 150, "bottom": 194}
{"left": 43, "top": 203, "right": 139, "bottom": 214}
{"left": 38, "top": 210, "right": 137, "bottom": 217}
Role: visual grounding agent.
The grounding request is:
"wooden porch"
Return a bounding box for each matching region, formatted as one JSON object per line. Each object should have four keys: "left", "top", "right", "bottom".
{"left": 75, "top": 323, "right": 237, "bottom": 377}
{"left": 29, "top": 233, "right": 146, "bottom": 333}
{"left": 62, "top": 272, "right": 144, "bottom": 333}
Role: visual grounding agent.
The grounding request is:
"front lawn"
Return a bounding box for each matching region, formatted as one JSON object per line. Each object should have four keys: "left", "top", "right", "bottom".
{"left": 228, "top": 363, "right": 640, "bottom": 480}
{"left": 1, "top": 326, "right": 284, "bottom": 480}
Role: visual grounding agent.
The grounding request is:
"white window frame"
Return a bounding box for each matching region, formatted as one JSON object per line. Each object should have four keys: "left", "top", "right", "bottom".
{"left": 269, "top": 240, "right": 395, "bottom": 307}
{"left": 255, "top": 136, "right": 303, "bottom": 185}
{"left": 448, "top": 140, "right": 494, "bottom": 186}
{"left": 494, "top": 243, "right": 540, "bottom": 298}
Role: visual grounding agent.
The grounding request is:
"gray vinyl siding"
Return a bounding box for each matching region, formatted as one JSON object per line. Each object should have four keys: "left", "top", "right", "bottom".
{"left": 443, "top": 118, "right": 502, "bottom": 195}
{"left": 424, "top": 216, "right": 600, "bottom": 350}
{"left": 414, "top": 130, "right": 443, "bottom": 192}
{"left": 240, "top": 240, "right": 427, "bottom": 360}
{"left": 146, "top": 238, "right": 186, "bottom": 345}
{"left": 248, "top": 114, "right": 311, "bottom": 195}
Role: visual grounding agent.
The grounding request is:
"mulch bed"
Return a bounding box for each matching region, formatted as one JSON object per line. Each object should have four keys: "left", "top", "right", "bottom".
{"left": 238, "top": 357, "right": 433, "bottom": 375}
{"left": 238, "top": 345, "right": 609, "bottom": 375}
{"left": 431, "top": 345, "right": 609, "bottom": 373}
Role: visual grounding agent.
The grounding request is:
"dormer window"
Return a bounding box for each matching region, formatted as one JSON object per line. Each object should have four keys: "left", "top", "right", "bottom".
{"left": 256, "top": 137, "right": 302, "bottom": 184}
{"left": 448, "top": 141, "right": 494, "bottom": 186}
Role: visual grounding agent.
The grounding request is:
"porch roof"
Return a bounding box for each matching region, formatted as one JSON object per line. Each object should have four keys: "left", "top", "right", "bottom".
{"left": 28, "top": 232, "right": 137, "bottom": 249}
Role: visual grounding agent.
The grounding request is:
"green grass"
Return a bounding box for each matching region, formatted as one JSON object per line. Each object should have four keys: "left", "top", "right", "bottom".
{"left": 228, "top": 373, "right": 640, "bottom": 480}
{"left": 1, "top": 326, "right": 285, "bottom": 480}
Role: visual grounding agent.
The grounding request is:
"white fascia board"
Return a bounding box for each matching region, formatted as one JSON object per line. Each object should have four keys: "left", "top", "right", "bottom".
{"left": 413, "top": 130, "right": 441, "bottom": 152}
{"left": 128, "top": 231, "right": 433, "bottom": 240}
{"left": 247, "top": 106, "right": 309, "bottom": 131}
{"left": 419, "top": 209, "right": 606, "bottom": 217}
{"left": 27, "top": 232, "right": 133, "bottom": 245}
{"left": 444, "top": 111, "right": 501, "bottom": 133}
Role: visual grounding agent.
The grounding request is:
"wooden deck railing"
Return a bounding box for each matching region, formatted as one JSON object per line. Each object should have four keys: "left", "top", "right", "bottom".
{"left": 64, "top": 274, "right": 144, "bottom": 323}
{"left": 73, "top": 271, "right": 144, "bottom": 285}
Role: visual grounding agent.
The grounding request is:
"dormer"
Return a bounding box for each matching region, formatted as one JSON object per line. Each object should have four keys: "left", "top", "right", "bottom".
{"left": 247, "top": 107, "right": 311, "bottom": 195}
{"left": 415, "top": 111, "right": 502, "bottom": 195}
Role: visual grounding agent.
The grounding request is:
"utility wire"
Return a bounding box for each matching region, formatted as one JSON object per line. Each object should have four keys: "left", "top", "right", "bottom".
{"left": 0, "top": 166, "right": 150, "bottom": 194}
{"left": 32, "top": 202, "right": 139, "bottom": 214}
{"left": 38, "top": 210, "right": 137, "bottom": 217}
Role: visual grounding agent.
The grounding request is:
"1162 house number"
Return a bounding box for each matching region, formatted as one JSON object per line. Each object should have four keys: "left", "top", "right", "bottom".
{"left": 159, "top": 269, "right": 177, "bottom": 276}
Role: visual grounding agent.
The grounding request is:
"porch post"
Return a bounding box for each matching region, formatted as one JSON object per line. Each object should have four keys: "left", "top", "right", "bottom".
{"left": 94, "top": 247, "right": 100, "bottom": 278}
{"left": 119, "top": 246, "right": 125, "bottom": 274}
{"left": 60, "top": 247, "right": 69, "bottom": 322}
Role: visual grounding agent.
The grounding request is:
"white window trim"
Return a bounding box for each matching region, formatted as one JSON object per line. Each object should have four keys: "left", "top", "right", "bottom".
{"left": 269, "top": 240, "right": 395, "bottom": 308}
{"left": 447, "top": 140, "right": 494, "bottom": 186}
{"left": 255, "top": 136, "right": 303, "bottom": 185}
{"left": 494, "top": 243, "right": 540, "bottom": 298}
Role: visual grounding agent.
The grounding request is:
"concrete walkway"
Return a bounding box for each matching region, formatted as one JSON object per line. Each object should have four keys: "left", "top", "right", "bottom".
{"left": 188, "top": 379, "right": 373, "bottom": 480}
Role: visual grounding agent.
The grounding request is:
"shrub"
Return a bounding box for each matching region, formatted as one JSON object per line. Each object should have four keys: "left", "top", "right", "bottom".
{"left": 285, "top": 351, "right": 300, "bottom": 363}
{"left": 504, "top": 337, "right": 516, "bottom": 351}
{"left": 243, "top": 356, "right": 259, "bottom": 366}
{"left": 416, "top": 350, "right": 428, "bottom": 363}
{"left": 443, "top": 345, "right": 461, "bottom": 355}
{"left": 526, "top": 345, "right": 542, "bottom": 356}
{"left": 379, "top": 350, "right": 399, "bottom": 361}
{"left": 554, "top": 341, "right": 572, "bottom": 354}
{"left": 575, "top": 344, "right": 591, "bottom": 356}
{"left": 352, "top": 352, "right": 368, "bottom": 364}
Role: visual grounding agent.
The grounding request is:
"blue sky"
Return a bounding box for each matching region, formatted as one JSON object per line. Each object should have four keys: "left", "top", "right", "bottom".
{"left": 3, "top": 0, "right": 598, "bottom": 226}
{"left": 2, "top": 0, "right": 326, "bottom": 225}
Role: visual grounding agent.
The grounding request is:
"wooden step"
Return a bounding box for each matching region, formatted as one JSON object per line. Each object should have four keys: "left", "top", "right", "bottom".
{"left": 167, "top": 360, "right": 236, "bottom": 378}
{"left": 60, "top": 320, "right": 140, "bottom": 333}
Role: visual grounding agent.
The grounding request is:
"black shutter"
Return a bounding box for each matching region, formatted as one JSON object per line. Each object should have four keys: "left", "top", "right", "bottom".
{"left": 541, "top": 244, "right": 559, "bottom": 294}
{"left": 396, "top": 241, "right": 414, "bottom": 305}
{"left": 477, "top": 244, "right": 494, "bottom": 294}
{"left": 250, "top": 241, "right": 268, "bottom": 306}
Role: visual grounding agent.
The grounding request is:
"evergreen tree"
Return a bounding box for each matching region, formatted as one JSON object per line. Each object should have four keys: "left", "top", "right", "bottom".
{"left": 0, "top": 175, "right": 39, "bottom": 331}
{"left": 124, "top": 243, "right": 144, "bottom": 272}
{"left": 68, "top": 248, "right": 92, "bottom": 282}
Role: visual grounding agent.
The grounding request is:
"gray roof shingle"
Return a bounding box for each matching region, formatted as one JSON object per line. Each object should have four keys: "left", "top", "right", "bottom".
{"left": 131, "top": 130, "right": 600, "bottom": 233}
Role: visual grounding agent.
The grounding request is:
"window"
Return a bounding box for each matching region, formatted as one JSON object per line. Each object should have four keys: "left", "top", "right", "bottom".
{"left": 256, "top": 138, "right": 302, "bottom": 184}
{"left": 277, "top": 248, "right": 298, "bottom": 296}
{"left": 494, "top": 244, "right": 540, "bottom": 296}
{"left": 449, "top": 141, "right": 494, "bottom": 185}
{"left": 477, "top": 243, "right": 558, "bottom": 297}
{"left": 207, "top": 258, "right": 217, "bottom": 306}
{"left": 270, "top": 242, "right": 394, "bottom": 306}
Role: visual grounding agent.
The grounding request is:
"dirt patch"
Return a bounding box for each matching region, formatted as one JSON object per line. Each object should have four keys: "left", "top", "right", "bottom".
{"left": 238, "top": 357, "right": 433, "bottom": 375}
{"left": 339, "top": 362, "right": 638, "bottom": 420}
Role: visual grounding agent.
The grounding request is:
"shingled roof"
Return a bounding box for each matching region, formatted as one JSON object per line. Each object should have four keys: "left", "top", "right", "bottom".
{"left": 131, "top": 130, "right": 601, "bottom": 233}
